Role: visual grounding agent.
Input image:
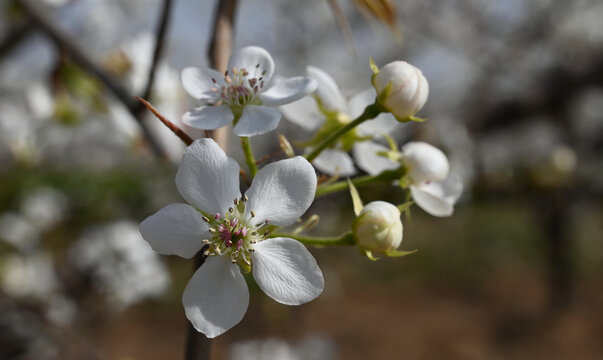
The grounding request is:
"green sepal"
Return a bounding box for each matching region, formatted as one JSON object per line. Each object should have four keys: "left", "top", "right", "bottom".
{"left": 382, "top": 133, "right": 399, "bottom": 152}
{"left": 369, "top": 57, "right": 380, "bottom": 75}
{"left": 384, "top": 249, "right": 418, "bottom": 257}
{"left": 396, "top": 115, "right": 427, "bottom": 123}
{"left": 397, "top": 201, "right": 413, "bottom": 213}
{"left": 348, "top": 179, "right": 364, "bottom": 216}
{"left": 363, "top": 249, "right": 380, "bottom": 261}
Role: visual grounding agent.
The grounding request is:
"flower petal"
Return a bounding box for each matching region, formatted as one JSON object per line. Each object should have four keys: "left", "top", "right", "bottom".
{"left": 182, "top": 105, "right": 234, "bottom": 130}
{"left": 176, "top": 139, "right": 241, "bottom": 215}
{"left": 244, "top": 156, "right": 316, "bottom": 226}
{"left": 348, "top": 90, "right": 398, "bottom": 137}
{"left": 259, "top": 77, "right": 317, "bottom": 107}
{"left": 312, "top": 149, "right": 356, "bottom": 176}
{"left": 251, "top": 237, "right": 323, "bottom": 305}
{"left": 353, "top": 141, "right": 398, "bottom": 175}
{"left": 181, "top": 67, "right": 224, "bottom": 102}
{"left": 410, "top": 174, "right": 463, "bottom": 217}
{"left": 307, "top": 66, "right": 346, "bottom": 112}
{"left": 233, "top": 105, "right": 281, "bottom": 137}
{"left": 183, "top": 256, "right": 249, "bottom": 338}
{"left": 228, "top": 46, "right": 275, "bottom": 84}
{"left": 280, "top": 96, "right": 324, "bottom": 131}
{"left": 139, "top": 203, "right": 209, "bottom": 258}
{"left": 346, "top": 88, "right": 376, "bottom": 119}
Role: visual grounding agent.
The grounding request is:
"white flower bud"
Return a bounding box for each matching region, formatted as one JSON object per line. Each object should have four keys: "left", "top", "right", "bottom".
{"left": 373, "top": 61, "right": 429, "bottom": 120}
{"left": 401, "top": 142, "right": 449, "bottom": 184}
{"left": 353, "top": 201, "right": 403, "bottom": 252}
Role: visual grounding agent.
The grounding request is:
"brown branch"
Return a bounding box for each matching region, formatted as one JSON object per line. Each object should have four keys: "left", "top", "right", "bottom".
{"left": 0, "top": 22, "right": 34, "bottom": 58}
{"left": 138, "top": 0, "right": 174, "bottom": 107}
{"left": 135, "top": 96, "right": 193, "bottom": 146}
{"left": 15, "top": 0, "right": 167, "bottom": 159}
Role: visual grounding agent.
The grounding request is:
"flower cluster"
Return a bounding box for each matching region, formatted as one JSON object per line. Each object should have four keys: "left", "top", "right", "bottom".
{"left": 139, "top": 46, "right": 463, "bottom": 337}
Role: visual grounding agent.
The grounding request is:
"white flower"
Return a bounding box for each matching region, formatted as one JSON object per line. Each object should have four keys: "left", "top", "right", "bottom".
{"left": 139, "top": 138, "right": 323, "bottom": 338}
{"left": 355, "top": 141, "right": 463, "bottom": 217}
{"left": 181, "top": 46, "right": 317, "bottom": 137}
{"left": 280, "top": 66, "right": 398, "bottom": 176}
{"left": 373, "top": 61, "right": 429, "bottom": 120}
{"left": 353, "top": 201, "right": 403, "bottom": 252}
{"left": 70, "top": 220, "right": 170, "bottom": 308}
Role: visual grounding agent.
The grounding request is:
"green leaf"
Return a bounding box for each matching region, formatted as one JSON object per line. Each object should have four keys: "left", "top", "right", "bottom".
{"left": 384, "top": 249, "right": 417, "bottom": 257}
{"left": 348, "top": 179, "right": 364, "bottom": 216}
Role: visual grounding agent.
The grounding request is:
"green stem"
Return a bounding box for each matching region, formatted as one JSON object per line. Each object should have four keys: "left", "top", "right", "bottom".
{"left": 305, "top": 103, "right": 383, "bottom": 162}
{"left": 240, "top": 137, "right": 257, "bottom": 177}
{"left": 270, "top": 231, "right": 356, "bottom": 247}
{"left": 316, "top": 166, "right": 406, "bottom": 197}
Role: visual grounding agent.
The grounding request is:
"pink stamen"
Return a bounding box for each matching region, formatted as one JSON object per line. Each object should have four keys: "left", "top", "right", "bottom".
{"left": 241, "top": 227, "right": 248, "bottom": 237}
{"left": 214, "top": 213, "right": 221, "bottom": 220}
{"left": 236, "top": 239, "right": 244, "bottom": 250}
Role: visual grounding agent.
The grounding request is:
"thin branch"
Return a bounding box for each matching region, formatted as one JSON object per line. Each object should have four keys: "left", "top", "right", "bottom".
{"left": 15, "top": 0, "right": 166, "bottom": 158}
{"left": 0, "top": 22, "right": 34, "bottom": 58}
{"left": 135, "top": 97, "right": 193, "bottom": 146}
{"left": 138, "top": 0, "right": 174, "bottom": 106}
{"left": 327, "top": 0, "right": 356, "bottom": 55}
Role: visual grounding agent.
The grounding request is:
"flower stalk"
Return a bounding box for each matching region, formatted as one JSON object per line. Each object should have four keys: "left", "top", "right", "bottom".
{"left": 240, "top": 137, "right": 258, "bottom": 177}
{"left": 270, "top": 231, "right": 356, "bottom": 247}
{"left": 316, "top": 166, "right": 406, "bottom": 197}
{"left": 305, "top": 103, "right": 384, "bottom": 162}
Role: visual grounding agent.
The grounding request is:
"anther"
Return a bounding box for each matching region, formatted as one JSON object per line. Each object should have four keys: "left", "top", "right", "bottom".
{"left": 234, "top": 198, "right": 239, "bottom": 206}
{"left": 230, "top": 218, "right": 239, "bottom": 227}
{"left": 229, "top": 207, "right": 234, "bottom": 213}
{"left": 202, "top": 239, "right": 210, "bottom": 245}
{"left": 231, "top": 259, "right": 237, "bottom": 264}
{"left": 250, "top": 210, "right": 256, "bottom": 218}
{"left": 255, "top": 63, "right": 260, "bottom": 68}
{"left": 251, "top": 231, "right": 257, "bottom": 236}
{"left": 215, "top": 213, "right": 221, "bottom": 220}
{"left": 263, "top": 230, "right": 269, "bottom": 236}
{"left": 202, "top": 216, "right": 210, "bottom": 223}
{"left": 212, "top": 78, "right": 217, "bottom": 83}
{"left": 243, "top": 195, "right": 248, "bottom": 202}
{"left": 203, "top": 250, "right": 210, "bottom": 257}
{"left": 208, "top": 228, "right": 216, "bottom": 233}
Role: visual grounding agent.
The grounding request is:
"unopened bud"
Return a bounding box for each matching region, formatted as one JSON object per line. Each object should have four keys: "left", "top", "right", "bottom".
{"left": 373, "top": 61, "right": 429, "bottom": 120}
{"left": 353, "top": 201, "right": 403, "bottom": 252}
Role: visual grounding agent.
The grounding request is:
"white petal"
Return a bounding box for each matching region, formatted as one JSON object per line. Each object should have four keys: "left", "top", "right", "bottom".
{"left": 182, "top": 105, "right": 234, "bottom": 130}
{"left": 312, "top": 149, "right": 356, "bottom": 176}
{"left": 259, "top": 77, "right": 317, "bottom": 106}
{"left": 353, "top": 141, "right": 398, "bottom": 175}
{"left": 183, "top": 256, "right": 249, "bottom": 338}
{"left": 402, "top": 142, "right": 449, "bottom": 183}
{"left": 251, "top": 238, "right": 323, "bottom": 305}
{"left": 233, "top": 105, "right": 281, "bottom": 137}
{"left": 307, "top": 66, "right": 346, "bottom": 112}
{"left": 181, "top": 67, "right": 224, "bottom": 101}
{"left": 244, "top": 157, "right": 316, "bottom": 226}
{"left": 280, "top": 96, "right": 324, "bottom": 131}
{"left": 139, "top": 203, "right": 209, "bottom": 258}
{"left": 410, "top": 175, "right": 463, "bottom": 217}
{"left": 228, "top": 46, "right": 275, "bottom": 83}
{"left": 176, "top": 139, "right": 241, "bottom": 215}
{"left": 346, "top": 88, "right": 376, "bottom": 119}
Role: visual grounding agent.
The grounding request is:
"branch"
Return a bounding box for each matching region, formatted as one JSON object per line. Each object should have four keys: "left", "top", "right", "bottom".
{"left": 15, "top": 0, "right": 167, "bottom": 159}
{"left": 138, "top": 0, "right": 174, "bottom": 106}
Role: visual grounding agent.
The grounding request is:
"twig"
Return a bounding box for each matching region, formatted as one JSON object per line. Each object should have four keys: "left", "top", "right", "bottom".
{"left": 327, "top": 0, "right": 356, "bottom": 55}
{"left": 135, "top": 97, "right": 193, "bottom": 146}
{"left": 0, "top": 22, "right": 34, "bottom": 58}
{"left": 138, "top": 0, "right": 174, "bottom": 107}
{"left": 15, "top": 0, "right": 166, "bottom": 158}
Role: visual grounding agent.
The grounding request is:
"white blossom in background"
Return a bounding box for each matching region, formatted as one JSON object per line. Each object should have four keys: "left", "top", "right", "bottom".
{"left": 372, "top": 60, "right": 429, "bottom": 121}
{"left": 181, "top": 46, "right": 317, "bottom": 137}
{"left": 230, "top": 335, "right": 337, "bottom": 360}
{"left": 356, "top": 141, "right": 463, "bottom": 217}
{"left": 20, "top": 187, "right": 69, "bottom": 232}
{"left": 281, "top": 66, "right": 398, "bottom": 176}
{"left": 0, "top": 213, "right": 40, "bottom": 251}
{"left": 1, "top": 252, "right": 58, "bottom": 299}
{"left": 70, "top": 220, "right": 170, "bottom": 308}
{"left": 140, "top": 138, "right": 323, "bottom": 338}
{"left": 353, "top": 201, "right": 403, "bottom": 253}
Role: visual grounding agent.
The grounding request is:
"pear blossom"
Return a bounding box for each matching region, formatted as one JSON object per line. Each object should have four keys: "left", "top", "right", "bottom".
{"left": 280, "top": 66, "right": 398, "bottom": 176}
{"left": 139, "top": 138, "right": 323, "bottom": 338}
{"left": 353, "top": 201, "right": 403, "bottom": 253}
{"left": 355, "top": 141, "right": 463, "bottom": 217}
{"left": 372, "top": 60, "right": 429, "bottom": 121}
{"left": 181, "top": 46, "right": 317, "bottom": 137}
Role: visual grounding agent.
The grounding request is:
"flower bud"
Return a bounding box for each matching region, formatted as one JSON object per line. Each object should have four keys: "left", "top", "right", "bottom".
{"left": 353, "top": 201, "right": 403, "bottom": 252}
{"left": 373, "top": 61, "right": 429, "bottom": 120}
{"left": 401, "top": 142, "right": 449, "bottom": 184}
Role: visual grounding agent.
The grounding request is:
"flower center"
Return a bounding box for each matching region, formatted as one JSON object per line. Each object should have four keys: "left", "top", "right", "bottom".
{"left": 200, "top": 196, "right": 270, "bottom": 272}
{"left": 210, "top": 65, "right": 267, "bottom": 108}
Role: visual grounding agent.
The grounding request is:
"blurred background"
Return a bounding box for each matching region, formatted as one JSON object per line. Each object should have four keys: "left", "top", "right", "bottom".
{"left": 1, "top": 0, "right": 602, "bottom": 359}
